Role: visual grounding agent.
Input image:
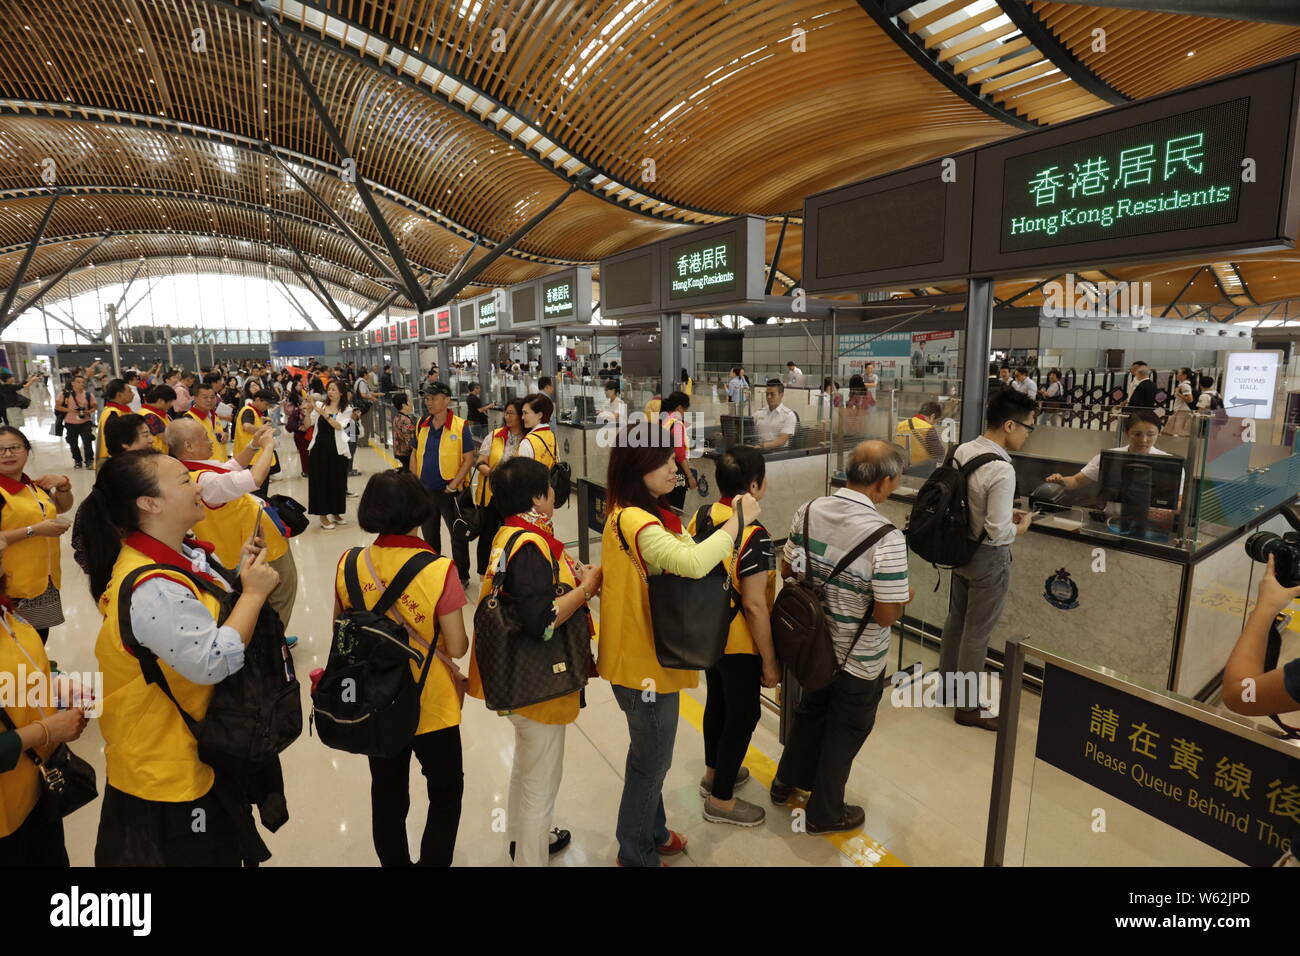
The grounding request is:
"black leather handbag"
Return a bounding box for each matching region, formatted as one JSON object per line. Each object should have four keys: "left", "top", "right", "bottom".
{"left": 0, "top": 708, "right": 98, "bottom": 820}
{"left": 472, "top": 531, "right": 592, "bottom": 711}
{"left": 614, "top": 506, "right": 740, "bottom": 671}
{"left": 450, "top": 486, "right": 482, "bottom": 543}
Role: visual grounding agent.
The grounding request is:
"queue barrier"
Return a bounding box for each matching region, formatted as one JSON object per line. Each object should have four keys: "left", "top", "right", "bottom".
{"left": 986, "top": 635, "right": 1300, "bottom": 867}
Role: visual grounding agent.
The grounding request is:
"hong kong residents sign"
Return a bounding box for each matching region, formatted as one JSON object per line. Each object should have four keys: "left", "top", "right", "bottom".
{"left": 1035, "top": 663, "right": 1300, "bottom": 866}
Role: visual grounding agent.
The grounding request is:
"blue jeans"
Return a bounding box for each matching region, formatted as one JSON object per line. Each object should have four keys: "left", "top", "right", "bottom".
{"left": 611, "top": 684, "right": 679, "bottom": 867}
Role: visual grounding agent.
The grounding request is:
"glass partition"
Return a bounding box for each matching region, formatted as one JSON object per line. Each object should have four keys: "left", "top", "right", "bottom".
{"left": 1188, "top": 414, "right": 1300, "bottom": 552}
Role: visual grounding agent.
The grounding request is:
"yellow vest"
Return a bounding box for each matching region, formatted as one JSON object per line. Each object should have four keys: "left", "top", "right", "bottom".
{"left": 0, "top": 475, "right": 60, "bottom": 598}
{"left": 894, "top": 416, "right": 937, "bottom": 462}
{"left": 186, "top": 409, "right": 228, "bottom": 462}
{"left": 524, "top": 427, "right": 557, "bottom": 469}
{"left": 466, "top": 525, "right": 588, "bottom": 724}
{"left": 140, "top": 407, "right": 170, "bottom": 454}
{"left": 184, "top": 463, "right": 288, "bottom": 567}
{"left": 95, "top": 403, "right": 128, "bottom": 464}
{"left": 597, "top": 506, "right": 699, "bottom": 694}
{"left": 687, "top": 502, "right": 773, "bottom": 656}
{"left": 475, "top": 428, "right": 509, "bottom": 508}
{"left": 412, "top": 412, "right": 469, "bottom": 486}
{"left": 234, "top": 404, "right": 277, "bottom": 469}
{"left": 0, "top": 610, "right": 53, "bottom": 837}
{"left": 333, "top": 540, "right": 460, "bottom": 734}
{"left": 95, "top": 542, "right": 224, "bottom": 802}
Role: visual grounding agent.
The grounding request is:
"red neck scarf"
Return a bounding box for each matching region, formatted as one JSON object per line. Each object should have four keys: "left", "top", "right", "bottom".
{"left": 374, "top": 534, "right": 434, "bottom": 553}
{"left": 0, "top": 472, "right": 33, "bottom": 496}
{"left": 658, "top": 507, "right": 683, "bottom": 535}
{"left": 106, "top": 401, "right": 132, "bottom": 414}
{"left": 719, "top": 496, "right": 735, "bottom": 507}
{"left": 123, "top": 531, "right": 217, "bottom": 585}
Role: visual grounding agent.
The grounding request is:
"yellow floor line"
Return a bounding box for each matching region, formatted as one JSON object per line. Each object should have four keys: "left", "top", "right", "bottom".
{"left": 368, "top": 438, "right": 400, "bottom": 469}
{"left": 677, "top": 692, "right": 906, "bottom": 867}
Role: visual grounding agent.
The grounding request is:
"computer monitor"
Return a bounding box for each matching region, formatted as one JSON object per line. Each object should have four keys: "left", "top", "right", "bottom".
{"left": 573, "top": 395, "right": 595, "bottom": 421}
{"left": 719, "top": 414, "right": 756, "bottom": 448}
{"left": 1096, "top": 450, "right": 1184, "bottom": 531}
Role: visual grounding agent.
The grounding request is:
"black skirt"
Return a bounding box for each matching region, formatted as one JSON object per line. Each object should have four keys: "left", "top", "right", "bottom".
{"left": 307, "top": 432, "right": 349, "bottom": 516}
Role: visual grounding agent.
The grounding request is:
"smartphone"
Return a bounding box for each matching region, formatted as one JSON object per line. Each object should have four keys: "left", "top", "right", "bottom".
{"left": 253, "top": 507, "right": 265, "bottom": 544}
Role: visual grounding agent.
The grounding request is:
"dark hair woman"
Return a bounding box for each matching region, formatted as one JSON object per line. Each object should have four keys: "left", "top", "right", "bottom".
{"left": 660, "top": 391, "right": 695, "bottom": 512}
{"left": 282, "top": 382, "right": 312, "bottom": 478}
{"left": 599, "top": 422, "right": 761, "bottom": 866}
{"left": 465, "top": 457, "right": 600, "bottom": 865}
{"left": 472, "top": 398, "right": 525, "bottom": 576}
{"left": 0, "top": 534, "right": 89, "bottom": 865}
{"left": 55, "top": 374, "right": 97, "bottom": 468}
{"left": 74, "top": 451, "right": 280, "bottom": 865}
{"left": 518, "top": 393, "right": 556, "bottom": 468}
{"left": 1164, "top": 366, "right": 1197, "bottom": 437}
{"left": 307, "top": 379, "right": 352, "bottom": 529}
{"left": 343, "top": 470, "right": 470, "bottom": 866}
{"left": 0, "top": 426, "right": 72, "bottom": 643}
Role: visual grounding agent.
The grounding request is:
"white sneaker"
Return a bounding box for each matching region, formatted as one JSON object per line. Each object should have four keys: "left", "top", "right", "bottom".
{"left": 333, "top": 515, "right": 349, "bottom": 525}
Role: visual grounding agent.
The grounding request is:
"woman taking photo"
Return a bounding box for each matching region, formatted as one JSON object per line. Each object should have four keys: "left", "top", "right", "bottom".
{"left": 307, "top": 379, "right": 352, "bottom": 530}
{"left": 0, "top": 533, "right": 90, "bottom": 866}
{"left": 472, "top": 398, "right": 524, "bottom": 576}
{"left": 283, "top": 383, "right": 312, "bottom": 478}
{"left": 466, "top": 457, "right": 600, "bottom": 866}
{"left": 600, "top": 422, "right": 761, "bottom": 867}
{"left": 517, "top": 393, "right": 557, "bottom": 467}
{"left": 75, "top": 450, "right": 280, "bottom": 865}
{"left": 56, "top": 375, "right": 97, "bottom": 469}
{"left": 0, "top": 427, "right": 72, "bottom": 643}
{"left": 336, "top": 470, "right": 469, "bottom": 867}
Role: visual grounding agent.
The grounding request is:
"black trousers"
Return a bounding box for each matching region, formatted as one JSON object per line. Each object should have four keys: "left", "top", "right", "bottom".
{"left": 0, "top": 804, "right": 68, "bottom": 866}
{"left": 475, "top": 502, "right": 503, "bottom": 576}
{"left": 95, "top": 783, "right": 244, "bottom": 866}
{"left": 702, "top": 653, "right": 763, "bottom": 801}
{"left": 367, "top": 726, "right": 463, "bottom": 867}
{"left": 775, "top": 670, "right": 886, "bottom": 827}
{"left": 422, "top": 490, "right": 471, "bottom": 583}
{"left": 64, "top": 421, "right": 94, "bottom": 465}
{"left": 396, "top": 452, "right": 411, "bottom": 472}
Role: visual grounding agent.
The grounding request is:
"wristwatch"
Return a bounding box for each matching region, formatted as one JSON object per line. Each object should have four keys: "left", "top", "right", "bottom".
{"left": 24, "top": 526, "right": 34, "bottom": 538}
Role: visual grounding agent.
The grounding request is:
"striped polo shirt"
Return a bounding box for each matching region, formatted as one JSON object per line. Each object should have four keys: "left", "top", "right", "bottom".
{"left": 783, "top": 488, "right": 910, "bottom": 681}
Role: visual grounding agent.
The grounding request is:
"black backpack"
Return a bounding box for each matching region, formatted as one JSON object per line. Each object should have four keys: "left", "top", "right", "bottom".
{"left": 904, "top": 446, "right": 1002, "bottom": 568}
{"left": 117, "top": 563, "right": 302, "bottom": 767}
{"left": 770, "top": 499, "right": 896, "bottom": 692}
{"left": 312, "top": 548, "right": 439, "bottom": 759}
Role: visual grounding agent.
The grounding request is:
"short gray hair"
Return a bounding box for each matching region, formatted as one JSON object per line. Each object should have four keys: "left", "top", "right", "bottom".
{"left": 846, "top": 440, "right": 907, "bottom": 488}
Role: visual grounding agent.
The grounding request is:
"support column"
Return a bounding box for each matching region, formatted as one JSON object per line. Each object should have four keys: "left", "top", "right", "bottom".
{"left": 106, "top": 304, "right": 122, "bottom": 377}
{"left": 477, "top": 335, "right": 492, "bottom": 396}
{"left": 961, "top": 278, "right": 994, "bottom": 443}
{"left": 659, "top": 313, "right": 682, "bottom": 396}
{"left": 437, "top": 341, "right": 450, "bottom": 380}
{"left": 192, "top": 332, "right": 201, "bottom": 373}
{"left": 540, "top": 327, "right": 558, "bottom": 378}
{"left": 165, "top": 324, "right": 174, "bottom": 369}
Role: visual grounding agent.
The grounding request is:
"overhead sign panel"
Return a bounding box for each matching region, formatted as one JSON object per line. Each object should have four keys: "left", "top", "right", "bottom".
{"left": 510, "top": 284, "right": 538, "bottom": 329}
{"left": 455, "top": 301, "right": 476, "bottom": 338}
{"left": 802, "top": 158, "right": 976, "bottom": 293}
{"left": 600, "top": 243, "right": 660, "bottom": 319}
{"left": 423, "top": 307, "right": 452, "bottom": 341}
{"left": 970, "top": 58, "right": 1300, "bottom": 275}
{"left": 539, "top": 266, "right": 593, "bottom": 327}
{"left": 476, "top": 289, "right": 510, "bottom": 332}
{"left": 660, "top": 216, "right": 765, "bottom": 311}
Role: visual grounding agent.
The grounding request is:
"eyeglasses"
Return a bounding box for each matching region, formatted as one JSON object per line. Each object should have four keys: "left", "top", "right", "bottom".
{"left": 1011, "top": 420, "right": 1036, "bottom": 433}
{"left": 0, "top": 445, "right": 26, "bottom": 456}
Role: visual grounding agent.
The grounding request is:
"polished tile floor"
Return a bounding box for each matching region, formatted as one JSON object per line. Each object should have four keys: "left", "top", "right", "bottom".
{"left": 16, "top": 395, "right": 1252, "bottom": 867}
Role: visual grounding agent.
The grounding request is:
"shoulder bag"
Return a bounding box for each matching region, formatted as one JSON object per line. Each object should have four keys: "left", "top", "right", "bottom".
{"left": 614, "top": 505, "right": 741, "bottom": 671}
{"left": 0, "top": 705, "right": 97, "bottom": 820}
{"left": 472, "top": 531, "right": 593, "bottom": 711}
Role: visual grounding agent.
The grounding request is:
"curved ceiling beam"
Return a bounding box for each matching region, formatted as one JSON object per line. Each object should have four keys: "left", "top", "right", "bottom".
{"left": 0, "top": 101, "right": 578, "bottom": 268}
{"left": 1040, "top": 0, "right": 1300, "bottom": 27}
{"left": 856, "top": 0, "right": 1039, "bottom": 130}
{"left": 0, "top": 184, "right": 436, "bottom": 288}
{"left": 0, "top": 230, "right": 457, "bottom": 311}
{"left": 205, "top": 0, "right": 739, "bottom": 223}
{"left": 996, "top": 2, "right": 1130, "bottom": 106}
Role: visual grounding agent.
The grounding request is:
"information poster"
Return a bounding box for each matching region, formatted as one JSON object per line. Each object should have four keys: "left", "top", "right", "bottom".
{"left": 1222, "top": 350, "right": 1279, "bottom": 419}
{"left": 1035, "top": 663, "right": 1298, "bottom": 867}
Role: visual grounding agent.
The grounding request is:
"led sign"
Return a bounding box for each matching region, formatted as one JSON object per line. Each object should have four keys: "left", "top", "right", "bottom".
{"left": 477, "top": 295, "right": 498, "bottom": 329}
{"left": 668, "top": 235, "right": 737, "bottom": 300}
{"left": 543, "top": 276, "right": 574, "bottom": 319}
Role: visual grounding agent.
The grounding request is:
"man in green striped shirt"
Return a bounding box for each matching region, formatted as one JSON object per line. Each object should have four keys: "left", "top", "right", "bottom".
{"left": 772, "top": 441, "right": 913, "bottom": 834}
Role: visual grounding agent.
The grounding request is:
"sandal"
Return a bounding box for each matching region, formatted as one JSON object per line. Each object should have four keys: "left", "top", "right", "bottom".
{"left": 320, "top": 518, "right": 336, "bottom": 530}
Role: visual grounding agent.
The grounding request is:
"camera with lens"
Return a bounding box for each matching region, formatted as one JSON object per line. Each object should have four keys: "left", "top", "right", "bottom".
{"left": 1244, "top": 503, "right": 1300, "bottom": 588}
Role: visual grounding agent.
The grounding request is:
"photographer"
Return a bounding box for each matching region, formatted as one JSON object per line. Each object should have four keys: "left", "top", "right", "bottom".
{"left": 1223, "top": 555, "right": 1300, "bottom": 716}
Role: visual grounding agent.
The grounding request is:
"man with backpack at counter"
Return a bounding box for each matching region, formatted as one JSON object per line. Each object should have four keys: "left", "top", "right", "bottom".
{"left": 930, "top": 389, "right": 1038, "bottom": 731}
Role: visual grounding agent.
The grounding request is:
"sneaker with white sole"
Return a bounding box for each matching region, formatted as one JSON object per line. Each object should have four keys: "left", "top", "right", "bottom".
{"left": 698, "top": 766, "right": 750, "bottom": 798}
{"left": 703, "top": 796, "right": 766, "bottom": 827}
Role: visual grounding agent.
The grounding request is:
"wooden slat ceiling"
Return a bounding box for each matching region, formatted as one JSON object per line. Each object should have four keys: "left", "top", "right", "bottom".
{"left": 2, "top": 0, "right": 1300, "bottom": 323}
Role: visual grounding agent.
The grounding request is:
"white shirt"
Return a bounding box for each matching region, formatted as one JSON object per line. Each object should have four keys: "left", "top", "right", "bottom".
{"left": 596, "top": 398, "right": 627, "bottom": 424}
{"left": 953, "top": 435, "right": 1017, "bottom": 546}
{"left": 727, "top": 376, "right": 746, "bottom": 404}
{"left": 308, "top": 405, "right": 352, "bottom": 456}
{"left": 1080, "top": 444, "right": 1174, "bottom": 483}
{"left": 127, "top": 385, "right": 142, "bottom": 413}
{"left": 1011, "top": 377, "right": 1037, "bottom": 400}
{"left": 785, "top": 367, "right": 805, "bottom": 388}
{"left": 754, "top": 403, "right": 798, "bottom": 444}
